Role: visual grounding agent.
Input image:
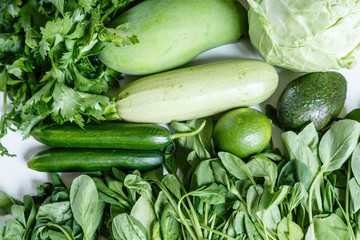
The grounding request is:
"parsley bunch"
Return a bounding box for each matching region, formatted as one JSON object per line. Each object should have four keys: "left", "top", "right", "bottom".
{"left": 0, "top": 0, "right": 139, "bottom": 156}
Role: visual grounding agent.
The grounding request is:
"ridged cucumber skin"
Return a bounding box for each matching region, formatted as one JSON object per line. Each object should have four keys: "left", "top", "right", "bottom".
{"left": 27, "top": 148, "right": 164, "bottom": 172}
{"left": 116, "top": 59, "right": 279, "bottom": 123}
{"left": 98, "top": 0, "right": 248, "bottom": 75}
{"left": 31, "top": 122, "right": 171, "bottom": 150}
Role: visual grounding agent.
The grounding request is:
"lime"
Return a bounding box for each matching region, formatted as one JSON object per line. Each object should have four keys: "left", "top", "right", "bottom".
{"left": 213, "top": 108, "right": 272, "bottom": 159}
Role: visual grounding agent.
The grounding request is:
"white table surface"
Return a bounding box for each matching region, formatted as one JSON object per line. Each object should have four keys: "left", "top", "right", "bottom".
{"left": 1, "top": 39, "right": 360, "bottom": 226}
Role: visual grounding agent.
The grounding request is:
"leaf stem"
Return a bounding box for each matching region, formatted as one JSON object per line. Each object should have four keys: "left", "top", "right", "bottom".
{"left": 154, "top": 181, "right": 198, "bottom": 240}
{"left": 46, "top": 222, "right": 75, "bottom": 240}
{"left": 204, "top": 203, "right": 209, "bottom": 239}
{"left": 178, "top": 192, "right": 203, "bottom": 239}
{"left": 0, "top": 87, "right": 7, "bottom": 136}
{"left": 170, "top": 121, "right": 206, "bottom": 140}
{"left": 334, "top": 196, "right": 356, "bottom": 240}
{"left": 308, "top": 167, "right": 326, "bottom": 222}
{"left": 200, "top": 225, "right": 237, "bottom": 240}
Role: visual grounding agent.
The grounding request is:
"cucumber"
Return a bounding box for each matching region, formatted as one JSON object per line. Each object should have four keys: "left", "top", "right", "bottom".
{"left": 116, "top": 59, "right": 279, "bottom": 123}
{"left": 31, "top": 121, "right": 205, "bottom": 149}
{"left": 98, "top": 0, "right": 248, "bottom": 75}
{"left": 27, "top": 148, "right": 164, "bottom": 172}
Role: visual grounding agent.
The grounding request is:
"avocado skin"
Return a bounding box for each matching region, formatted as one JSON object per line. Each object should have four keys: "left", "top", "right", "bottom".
{"left": 276, "top": 72, "right": 347, "bottom": 131}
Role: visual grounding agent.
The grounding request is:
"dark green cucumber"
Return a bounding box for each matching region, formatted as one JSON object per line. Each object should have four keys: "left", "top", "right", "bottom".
{"left": 31, "top": 122, "right": 171, "bottom": 150}
{"left": 27, "top": 148, "right": 164, "bottom": 172}
{"left": 31, "top": 121, "right": 205, "bottom": 150}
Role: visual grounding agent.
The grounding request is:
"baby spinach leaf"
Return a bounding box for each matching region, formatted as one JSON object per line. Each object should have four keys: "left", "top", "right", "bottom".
{"left": 319, "top": 119, "right": 360, "bottom": 172}
{"left": 345, "top": 108, "right": 360, "bottom": 122}
{"left": 191, "top": 183, "right": 226, "bottom": 205}
{"left": 36, "top": 201, "right": 72, "bottom": 224}
{"left": 277, "top": 160, "right": 312, "bottom": 189}
{"left": 257, "top": 205, "right": 282, "bottom": 232}
{"left": 277, "top": 217, "right": 304, "bottom": 240}
{"left": 247, "top": 154, "right": 278, "bottom": 191}
{"left": 348, "top": 178, "right": 360, "bottom": 213}
{"left": 194, "top": 159, "right": 215, "bottom": 187}
{"left": 70, "top": 175, "right": 105, "bottom": 240}
{"left": 322, "top": 180, "right": 335, "bottom": 213}
{"left": 244, "top": 213, "right": 263, "bottom": 240}
{"left": 124, "top": 174, "right": 153, "bottom": 201}
{"left": 161, "top": 174, "right": 182, "bottom": 200}
{"left": 267, "top": 186, "right": 290, "bottom": 210}
{"left": 160, "top": 204, "right": 180, "bottom": 240}
{"left": 154, "top": 191, "right": 168, "bottom": 219}
{"left": 218, "top": 151, "right": 255, "bottom": 184}
{"left": 351, "top": 142, "right": 360, "bottom": 185}
{"left": 130, "top": 195, "right": 157, "bottom": 237}
{"left": 247, "top": 185, "right": 264, "bottom": 220}
{"left": 288, "top": 183, "right": 308, "bottom": 213}
{"left": 112, "top": 213, "right": 149, "bottom": 240}
{"left": 297, "top": 122, "right": 319, "bottom": 152}
{"left": 304, "top": 223, "right": 316, "bottom": 240}
{"left": 0, "top": 191, "right": 19, "bottom": 215}
{"left": 0, "top": 218, "right": 25, "bottom": 240}
{"left": 152, "top": 221, "right": 161, "bottom": 240}
{"left": 313, "top": 214, "right": 351, "bottom": 240}
{"left": 281, "top": 130, "right": 319, "bottom": 178}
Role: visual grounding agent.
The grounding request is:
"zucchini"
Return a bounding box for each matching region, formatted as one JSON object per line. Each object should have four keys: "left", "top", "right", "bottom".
{"left": 31, "top": 121, "right": 205, "bottom": 149}
{"left": 27, "top": 148, "right": 164, "bottom": 172}
{"left": 116, "top": 59, "right": 279, "bottom": 123}
{"left": 98, "top": 0, "right": 248, "bottom": 75}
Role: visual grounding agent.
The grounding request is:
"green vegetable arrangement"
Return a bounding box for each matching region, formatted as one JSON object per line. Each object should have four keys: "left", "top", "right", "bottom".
{"left": 2, "top": 117, "right": 360, "bottom": 240}
{"left": 2, "top": 1, "right": 360, "bottom": 240}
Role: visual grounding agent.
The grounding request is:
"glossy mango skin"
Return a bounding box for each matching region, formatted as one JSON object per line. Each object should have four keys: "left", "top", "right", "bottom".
{"left": 98, "top": 0, "right": 248, "bottom": 75}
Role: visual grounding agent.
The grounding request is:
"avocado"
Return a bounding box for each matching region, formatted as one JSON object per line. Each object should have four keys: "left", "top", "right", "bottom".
{"left": 276, "top": 72, "right": 347, "bottom": 131}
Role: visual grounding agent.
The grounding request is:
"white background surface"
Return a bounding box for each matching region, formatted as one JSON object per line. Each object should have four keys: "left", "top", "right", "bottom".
{"left": 1, "top": 39, "right": 360, "bottom": 226}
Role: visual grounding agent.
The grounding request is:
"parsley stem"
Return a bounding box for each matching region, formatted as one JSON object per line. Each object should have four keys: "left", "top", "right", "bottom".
{"left": 0, "top": 86, "right": 7, "bottom": 136}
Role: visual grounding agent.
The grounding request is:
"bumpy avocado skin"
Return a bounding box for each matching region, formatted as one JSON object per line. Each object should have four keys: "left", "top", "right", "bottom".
{"left": 276, "top": 72, "right": 347, "bottom": 131}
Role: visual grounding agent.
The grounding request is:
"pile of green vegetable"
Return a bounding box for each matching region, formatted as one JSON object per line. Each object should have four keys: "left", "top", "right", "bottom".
{"left": 2, "top": 0, "right": 360, "bottom": 239}
{"left": 3, "top": 116, "right": 360, "bottom": 240}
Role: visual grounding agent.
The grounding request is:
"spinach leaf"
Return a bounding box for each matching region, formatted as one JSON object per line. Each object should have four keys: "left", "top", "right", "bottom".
{"left": 288, "top": 183, "right": 308, "bottom": 213}
{"left": 194, "top": 159, "right": 215, "bottom": 187}
{"left": 277, "top": 217, "right": 304, "bottom": 240}
{"left": 319, "top": 119, "right": 360, "bottom": 172}
{"left": 191, "top": 183, "right": 226, "bottom": 205}
{"left": 281, "top": 129, "right": 319, "bottom": 178}
{"left": 37, "top": 201, "right": 72, "bottom": 224}
{"left": 112, "top": 213, "right": 149, "bottom": 240}
{"left": 247, "top": 154, "right": 278, "bottom": 192}
{"left": 160, "top": 204, "right": 180, "bottom": 240}
{"left": 322, "top": 180, "right": 335, "bottom": 213}
{"left": 277, "top": 160, "right": 312, "bottom": 189}
{"left": 70, "top": 175, "right": 105, "bottom": 240}
{"left": 160, "top": 174, "right": 181, "bottom": 200}
{"left": 124, "top": 174, "right": 153, "bottom": 201}
{"left": 348, "top": 178, "right": 360, "bottom": 213}
{"left": 351, "top": 142, "right": 360, "bottom": 185}
{"left": 130, "top": 195, "right": 157, "bottom": 237}
{"left": 218, "top": 151, "right": 255, "bottom": 184}
{"left": 0, "top": 191, "right": 19, "bottom": 215}
{"left": 345, "top": 108, "right": 360, "bottom": 122}
{"left": 313, "top": 214, "right": 351, "bottom": 240}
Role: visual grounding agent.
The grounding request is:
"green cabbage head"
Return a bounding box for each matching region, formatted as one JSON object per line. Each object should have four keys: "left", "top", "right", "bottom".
{"left": 248, "top": 0, "right": 360, "bottom": 72}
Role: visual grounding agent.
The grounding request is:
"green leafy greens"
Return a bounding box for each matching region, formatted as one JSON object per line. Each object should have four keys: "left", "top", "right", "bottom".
{"left": 3, "top": 118, "right": 360, "bottom": 239}
{"left": 0, "top": 0, "right": 139, "bottom": 156}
